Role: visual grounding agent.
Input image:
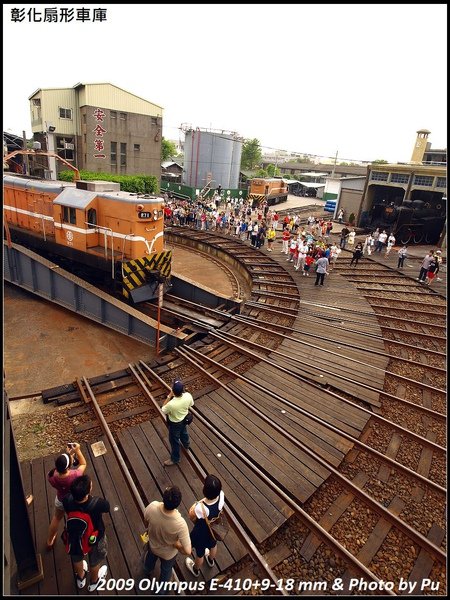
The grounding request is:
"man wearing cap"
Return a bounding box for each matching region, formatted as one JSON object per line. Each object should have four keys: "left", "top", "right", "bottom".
{"left": 161, "top": 380, "right": 194, "bottom": 466}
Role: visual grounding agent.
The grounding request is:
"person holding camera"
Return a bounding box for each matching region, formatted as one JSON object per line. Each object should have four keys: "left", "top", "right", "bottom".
{"left": 46, "top": 442, "right": 87, "bottom": 550}
{"left": 161, "top": 380, "right": 194, "bottom": 466}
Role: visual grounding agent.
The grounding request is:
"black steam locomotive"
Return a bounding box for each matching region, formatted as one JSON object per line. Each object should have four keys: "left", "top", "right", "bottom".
{"left": 366, "top": 197, "right": 446, "bottom": 245}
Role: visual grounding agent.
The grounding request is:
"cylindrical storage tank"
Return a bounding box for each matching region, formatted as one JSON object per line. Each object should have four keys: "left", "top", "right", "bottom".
{"left": 229, "top": 138, "right": 243, "bottom": 188}
{"left": 183, "top": 129, "right": 242, "bottom": 190}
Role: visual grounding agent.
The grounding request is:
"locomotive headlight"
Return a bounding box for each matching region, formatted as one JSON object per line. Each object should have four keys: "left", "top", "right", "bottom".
{"left": 153, "top": 209, "right": 158, "bottom": 221}
{"left": 137, "top": 204, "right": 144, "bottom": 211}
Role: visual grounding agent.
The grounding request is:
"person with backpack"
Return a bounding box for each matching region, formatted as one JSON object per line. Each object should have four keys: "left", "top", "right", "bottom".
{"left": 143, "top": 486, "right": 191, "bottom": 588}
{"left": 185, "top": 475, "right": 225, "bottom": 577}
{"left": 46, "top": 442, "right": 87, "bottom": 551}
{"left": 62, "top": 474, "right": 110, "bottom": 591}
{"left": 161, "top": 380, "right": 194, "bottom": 466}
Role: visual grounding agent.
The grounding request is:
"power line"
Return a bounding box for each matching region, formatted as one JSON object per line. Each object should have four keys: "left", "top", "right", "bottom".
{"left": 162, "top": 124, "right": 374, "bottom": 165}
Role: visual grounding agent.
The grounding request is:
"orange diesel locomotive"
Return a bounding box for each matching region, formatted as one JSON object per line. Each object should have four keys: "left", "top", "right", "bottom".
{"left": 248, "top": 178, "right": 288, "bottom": 208}
{"left": 3, "top": 174, "right": 172, "bottom": 302}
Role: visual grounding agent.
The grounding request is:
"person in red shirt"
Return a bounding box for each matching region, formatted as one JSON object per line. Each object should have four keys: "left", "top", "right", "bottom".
{"left": 303, "top": 253, "right": 314, "bottom": 276}
{"left": 282, "top": 228, "right": 291, "bottom": 254}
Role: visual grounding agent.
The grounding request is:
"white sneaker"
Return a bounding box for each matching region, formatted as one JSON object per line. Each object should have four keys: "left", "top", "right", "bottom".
{"left": 88, "top": 564, "right": 108, "bottom": 592}
{"left": 185, "top": 557, "right": 200, "bottom": 577}
{"left": 76, "top": 560, "right": 89, "bottom": 589}
{"left": 204, "top": 548, "right": 215, "bottom": 568}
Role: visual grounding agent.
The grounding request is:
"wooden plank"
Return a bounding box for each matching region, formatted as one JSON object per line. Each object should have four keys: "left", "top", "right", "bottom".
{"left": 27, "top": 458, "right": 61, "bottom": 595}
{"left": 117, "top": 427, "right": 162, "bottom": 504}
{"left": 404, "top": 523, "right": 445, "bottom": 595}
{"left": 86, "top": 440, "right": 143, "bottom": 590}
{"left": 200, "top": 392, "right": 323, "bottom": 501}
{"left": 208, "top": 544, "right": 292, "bottom": 595}
{"left": 211, "top": 386, "right": 332, "bottom": 484}
{"left": 411, "top": 431, "right": 437, "bottom": 502}
{"left": 229, "top": 379, "right": 353, "bottom": 466}
{"left": 378, "top": 432, "right": 402, "bottom": 482}
{"left": 280, "top": 340, "right": 386, "bottom": 388}
{"left": 300, "top": 472, "right": 369, "bottom": 560}
{"left": 337, "top": 496, "right": 406, "bottom": 594}
{"left": 248, "top": 362, "right": 370, "bottom": 434}
{"left": 189, "top": 424, "right": 289, "bottom": 539}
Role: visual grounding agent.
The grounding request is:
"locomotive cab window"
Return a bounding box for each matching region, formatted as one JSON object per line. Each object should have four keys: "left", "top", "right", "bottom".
{"left": 87, "top": 208, "right": 97, "bottom": 228}
{"left": 62, "top": 206, "right": 77, "bottom": 225}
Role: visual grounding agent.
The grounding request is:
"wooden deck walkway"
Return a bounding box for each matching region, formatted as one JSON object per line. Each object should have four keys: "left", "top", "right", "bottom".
{"left": 266, "top": 254, "right": 389, "bottom": 407}
{"left": 16, "top": 245, "right": 389, "bottom": 595}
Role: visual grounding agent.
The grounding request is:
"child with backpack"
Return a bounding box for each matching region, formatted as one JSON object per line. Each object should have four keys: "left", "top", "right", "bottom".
{"left": 46, "top": 442, "right": 87, "bottom": 551}
{"left": 62, "top": 474, "right": 110, "bottom": 591}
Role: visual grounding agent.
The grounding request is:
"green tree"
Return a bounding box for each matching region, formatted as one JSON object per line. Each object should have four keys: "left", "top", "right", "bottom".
{"left": 161, "top": 138, "right": 178, "bottom": 162}
{"left": 371, "top": 159, "right": 389, "bottom": 164}
{"left": 241, "top": 138, "right": 262, "bottom": 170}
{"left": 254, "top": 168, "right": 268, "bottom": 178}
{"left": 266, "top": 164, "right": 281, "bottom": 177}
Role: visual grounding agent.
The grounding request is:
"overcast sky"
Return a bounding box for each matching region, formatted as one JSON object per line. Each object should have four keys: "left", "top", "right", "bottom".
{"left": 3, "top": 3, "right": 447, "bottom": 163}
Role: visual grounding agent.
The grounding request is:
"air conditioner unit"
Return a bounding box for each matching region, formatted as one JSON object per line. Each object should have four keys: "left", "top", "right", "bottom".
{"left": 64, "top": 143, "right": 75, "bottom": 150}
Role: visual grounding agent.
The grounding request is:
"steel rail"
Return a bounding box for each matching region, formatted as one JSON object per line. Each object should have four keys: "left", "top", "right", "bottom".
{"left": 183, "top": 335, "right": 447, "bottom": 481}
{"left": 175, "top": 346, "right": 446, "bottom": 565}
{"left": 232, "top": 313, "right": 446, "bottom": 375}
{"left": 300, "top": 306, "right": 446, "bottom": 332}
{"left": 229, "top": 318, "right": 448, "bottom": 408}
{"left": 227, "top": 319, "right": 446, "bottom": 395}
{"left": 211, "top": 329, "right": 446, "bottom": 451}
{"left": 234, "top": 312, "right": 446, "bottom": 358}
{"left": 130, "top": 362, "right": 287, "bottom": 595}
{"left": 78, "top": 377, "right": 146, "bottom": 514}
{"left": 362, "top": 294, "right": 447, "bottom": 308}
{"left": 135, "top": 367, "right": 398, "bottom": 592}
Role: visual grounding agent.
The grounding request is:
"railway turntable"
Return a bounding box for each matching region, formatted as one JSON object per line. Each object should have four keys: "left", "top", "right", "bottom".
{"left": 6, "top": 228, "right": 446, "bottom": 595}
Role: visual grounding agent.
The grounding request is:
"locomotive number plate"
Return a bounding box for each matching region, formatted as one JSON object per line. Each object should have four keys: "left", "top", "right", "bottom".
{"left": 138, "top": 211, "right": 151, "bottom": 218}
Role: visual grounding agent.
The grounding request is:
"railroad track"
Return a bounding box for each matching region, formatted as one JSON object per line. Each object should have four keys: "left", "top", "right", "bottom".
{"left": 26, "top": 230, "right": 446, "bottom": 594}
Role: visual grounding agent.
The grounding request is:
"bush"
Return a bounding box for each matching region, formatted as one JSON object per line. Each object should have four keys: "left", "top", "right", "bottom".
{"left": 58, "top": 170, "right": 159, "bottom": 194}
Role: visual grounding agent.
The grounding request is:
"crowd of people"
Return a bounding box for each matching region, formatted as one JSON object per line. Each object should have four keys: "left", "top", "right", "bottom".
{"left": 163, "top": 193, "right": 444, "bottom": 289}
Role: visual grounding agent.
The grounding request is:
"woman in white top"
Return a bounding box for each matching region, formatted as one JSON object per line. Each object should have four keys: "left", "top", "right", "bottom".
{"left": 347, "top": 230, "right": 356, "bottom": 247}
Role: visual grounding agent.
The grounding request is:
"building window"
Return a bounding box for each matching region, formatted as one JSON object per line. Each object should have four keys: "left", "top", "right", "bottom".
{"left": 413, "top": 175, "right": 434, "bottom": 187}
{"left": 111, "top": 141, "right": 117, "bottom": 165}
{"left": 120, "top": 143, "right": 127, "bottom": 166}
{"left": 371, "top": 171, "right": 389, "bottom": 181}
{"left": 119, "top": 112, "right": 127, "bottom": 121}
{"left": 82, "top": 113, "right": 86, "bottom": 124}
{"left": 390, "top": 173, "right": 409, "bottom": 184}
{"left": 87, "top": 208, "right": 97, "bottom": 228}
{"left": 111, "top": 110, "right": 117, "bottom": 119}
{"left": 151, "top": 117, "right": 158, "bottom": 125}
{"left": 32, "top": 98, "right": 41, "bottom": 106}
{"left": 56, "top": 136, "right": 75, "bottom": 160}
{"left": 62, "top": 206, "right": 76, "bottom": 224}
{"left": 134, "top": 144, "right": 140, "bottom": 151}
{"left": 436, "top": 177, "right": 446, "bottom": 188}
{"left": 59, "top": 107, "right": 72, "bottom": 119}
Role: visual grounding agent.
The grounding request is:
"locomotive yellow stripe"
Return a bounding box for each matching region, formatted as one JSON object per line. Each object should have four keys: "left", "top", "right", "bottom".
{"left": 122, "top": 251, "right": 172, "bottom": 293}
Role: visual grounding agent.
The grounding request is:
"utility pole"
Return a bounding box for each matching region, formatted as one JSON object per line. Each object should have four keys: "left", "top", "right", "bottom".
{"left": 22, "top": 131, "right": 29, "bottom": 175}
{"left": 331, "top": 150, "right": 338, "bottom": 177}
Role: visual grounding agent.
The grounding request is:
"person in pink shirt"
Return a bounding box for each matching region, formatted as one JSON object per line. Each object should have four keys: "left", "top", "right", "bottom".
{"left": 46, "top": 442, "right": 87, "bottom": 550}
